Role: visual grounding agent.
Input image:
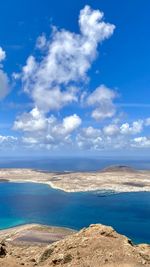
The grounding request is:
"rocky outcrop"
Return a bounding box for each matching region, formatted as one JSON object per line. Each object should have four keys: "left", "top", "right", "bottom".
{"left": 0, "top": 224, "right": 150, "bottom": 267}
{"left": 38, "top": 224, "right": 150, "bottom": 266}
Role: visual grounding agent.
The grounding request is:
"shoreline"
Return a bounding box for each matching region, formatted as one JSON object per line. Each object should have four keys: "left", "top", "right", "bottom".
{"left": 0, "top": 223, "right": 76, "bottom": 246}
{"left": 1, "top": 178, "right": 150, "bottom": 195}
{"left": 0, "top": 222, "right": 76, "bottom": 234}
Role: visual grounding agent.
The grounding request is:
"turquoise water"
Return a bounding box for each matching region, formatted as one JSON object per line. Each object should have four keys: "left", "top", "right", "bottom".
{"left": 0, "top": 182, "right": 150, "bottom": 244}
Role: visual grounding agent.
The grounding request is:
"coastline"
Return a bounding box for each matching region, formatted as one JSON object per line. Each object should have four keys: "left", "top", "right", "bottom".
{"left": 0, "top": 167, "right": 150, "bottom": 193}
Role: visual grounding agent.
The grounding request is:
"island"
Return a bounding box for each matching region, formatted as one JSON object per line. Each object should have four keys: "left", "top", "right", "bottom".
{"left": 0, "top": 166, "right": 149, "bottom": 193}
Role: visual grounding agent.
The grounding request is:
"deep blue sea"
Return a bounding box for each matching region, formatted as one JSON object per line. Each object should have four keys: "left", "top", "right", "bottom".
{"left": 0, "top": 157, "right": 150, "bottom": 244}
{"left": 0, "top": 157, "right": 150, "bottom": 171}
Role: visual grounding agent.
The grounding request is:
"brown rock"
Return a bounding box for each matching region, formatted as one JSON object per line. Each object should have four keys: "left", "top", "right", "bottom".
{"left": 0, "top": 244, "right": 7, "bottom": 258}
{"left": 38, "top": 224, "right": 150, "bottom": 267}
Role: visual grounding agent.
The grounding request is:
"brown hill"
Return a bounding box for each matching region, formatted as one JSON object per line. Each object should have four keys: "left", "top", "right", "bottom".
{"left": 101, "top": 165, "right": 137, "bottom": 173}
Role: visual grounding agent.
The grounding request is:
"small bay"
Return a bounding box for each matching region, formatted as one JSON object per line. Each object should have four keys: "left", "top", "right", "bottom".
{"left": 0, "top": 181, "right": 150, "bottom": 244}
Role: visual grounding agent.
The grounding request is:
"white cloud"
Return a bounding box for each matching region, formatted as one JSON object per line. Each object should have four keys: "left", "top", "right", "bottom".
{"left": 120, "top": 120, "right": 143, "bottom": 135}
{"left": 14, "top": 109, "right": 82, "bottom": 149}
{"left": 51, "top": 114, "right": 82, "bottom": 139}
{"left": 13, "top": 107, "right": 48, "bottom": 132}
{"left": 79, "top": 6, "right": 115, "bottom": 42}
{"left": 76, "top": 126, "right": 102, "bottom": 150}
{"left": 132, "top": 137, "right": 150, "bottom": 148}
{"left": 0, "top": 47, "right": 6, "bottom": 62}
{"left": 76, "top": 125, "right": 128, "bottom": 150}
{"left": 87, "top": 85, "right": 117, "bottom": 120}
{"left": 61, "top": 114, "right": 82, "bottom": 134}
{"left": 19, "top": 6, "right": 115, "bottom": 113}
{"left": 13, "top": 113, "right": 150, "bottom": 151}
{"left": 12, "top": 6, "right": 116, "bottom": 151}
{"left": 103, "top": 124, "right": 119, "bottom": 136}
{"left": 76, "top": 118, "right": 148, "bottom": 151}
{"left": 14, "top": 109, "right": 81, "bottom": 135}
{"left": 84, "top": 126, "right": 101, "bottom": 138}
{"left": 32, "top": 86, "right": 78, "bottom": 112}
{"left": 0, "top": 135, "right": 17, "bottom": 143}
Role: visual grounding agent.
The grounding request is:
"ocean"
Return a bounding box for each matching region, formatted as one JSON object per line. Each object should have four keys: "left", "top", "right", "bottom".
{"left": 0, "top": 157, "right": 150, "bottom": 171}
{"left": 0, "top": 157, "right": 150, "bottom": 244}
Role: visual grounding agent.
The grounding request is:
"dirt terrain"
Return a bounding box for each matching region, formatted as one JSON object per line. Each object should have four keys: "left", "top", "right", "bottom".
{"left": 0, "top": 223, "right": 150, "bottom": 267}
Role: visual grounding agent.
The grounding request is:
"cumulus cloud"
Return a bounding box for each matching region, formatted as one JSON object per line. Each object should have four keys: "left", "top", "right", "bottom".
{"left": 75, "top": 117, "right": 148, "bottom": 151}
{"left": 120, "top": 120, "right": 143, "bottom": 135}
{"left": 32, "top": 86, "right": 78, "bottom": 112}
{"left": 13, "top": 114, "right": 150, "bottom": 151}
{"left": 11, "top": 6, "right": 116, "bottom": 151}
{"left": 87, "top": 85, "right": 117, "bottom": 120}
{"left": 76, "top": 124, "right": 128, "bottom": 150}
{"left": 60, "top": 114, "right": 82, "bottom": 134}
{"left": 79, "top": 6, "right": 114, "bottom": 41}
{"left": 14, "top": 108, "right": 81, "bottom": 134}
{"left": 76, "top": 126, "right": 102, "bottom": 150}
{"left": 19, "top": 6, "right": 115, "bottom": 112}
{"left": 14, "top": 108, "right": 82, "bottom": 148}
{"left": 132, "top": 137, "right": 150, "bottom": 148}
{"left": 13, "top": 107, "right": 48, "bottom": 132}
{"left": 103, "top": 124, "right": 119, "bottom": 136}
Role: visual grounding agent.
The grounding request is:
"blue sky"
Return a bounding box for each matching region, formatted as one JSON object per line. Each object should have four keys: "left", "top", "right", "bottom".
{"left": 0, "top": 0, "right": 150, "bottom": 156}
